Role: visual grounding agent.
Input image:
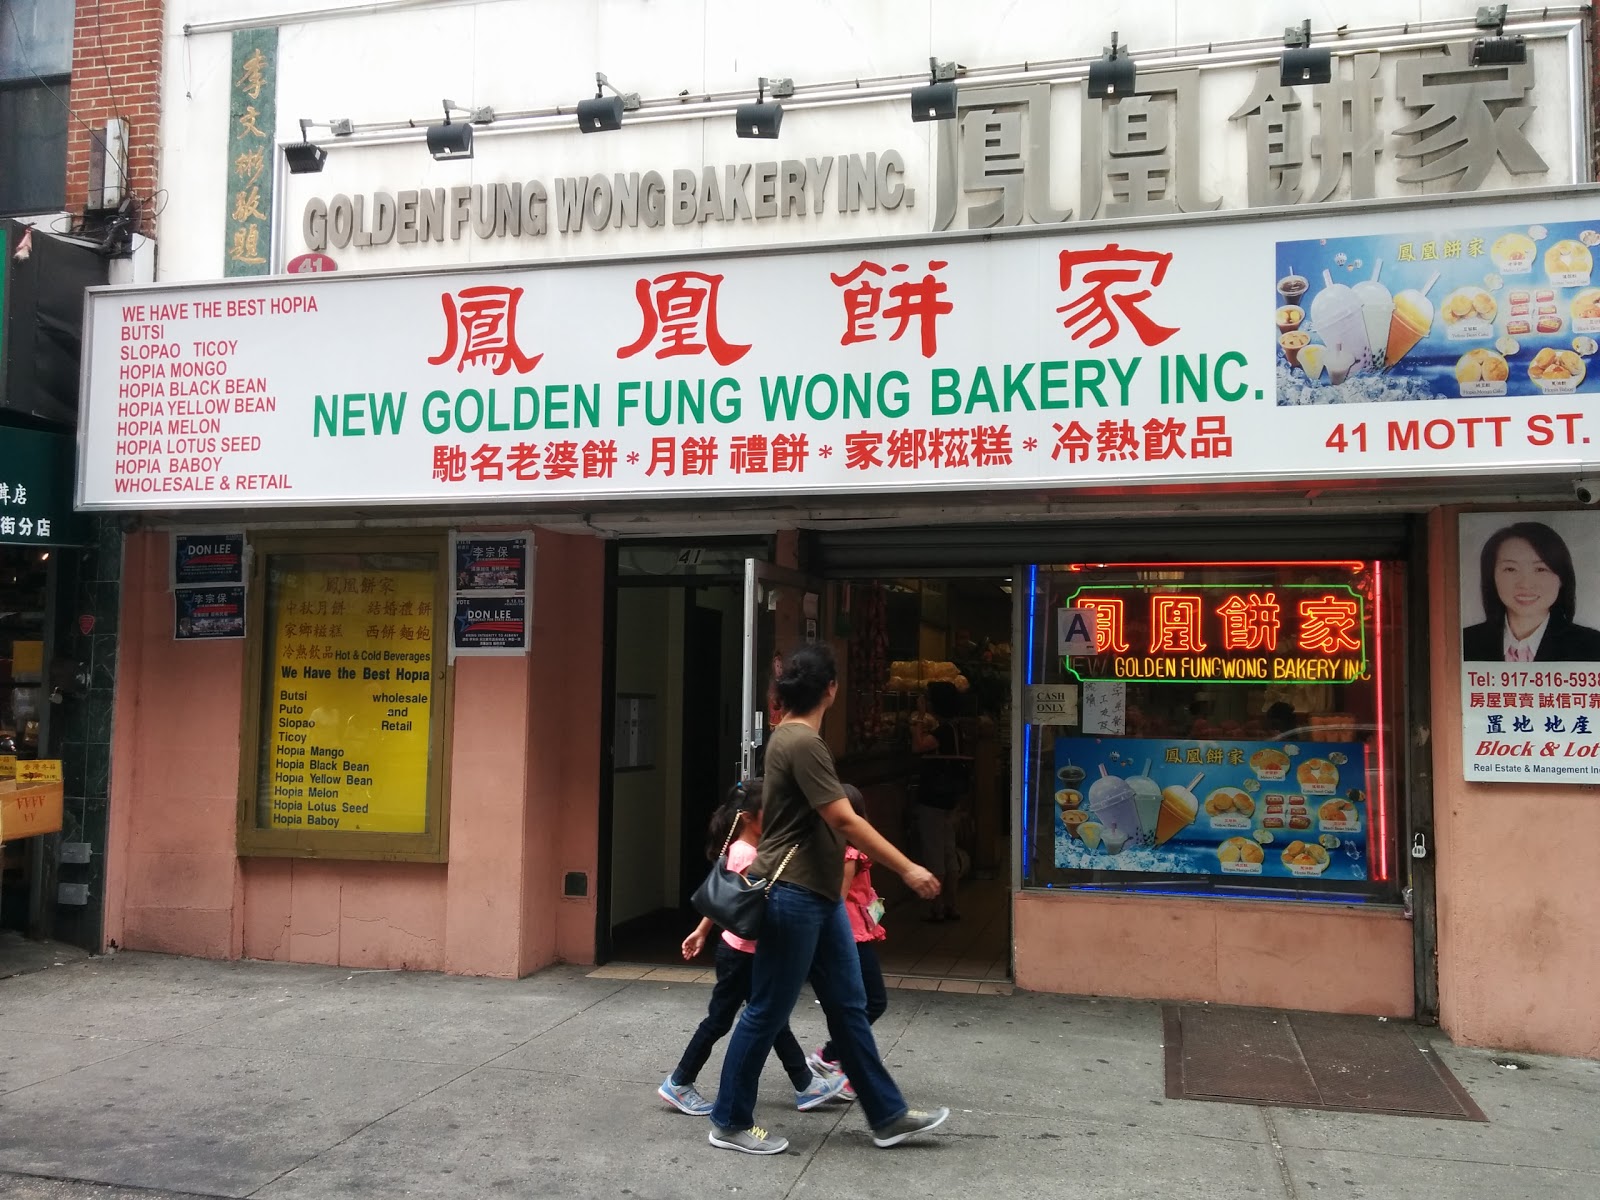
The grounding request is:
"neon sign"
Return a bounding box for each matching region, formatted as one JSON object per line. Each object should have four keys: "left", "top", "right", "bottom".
{"left": 1063, "top": 584, "right": 1368, "bottom": 684}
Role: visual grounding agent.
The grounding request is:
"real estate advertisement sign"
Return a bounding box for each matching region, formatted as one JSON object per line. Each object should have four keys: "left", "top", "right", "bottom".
{"left": 1460, "top": 510, "right": 1600, "bottom": 784}
{"left": 79, "top": 190, "right": 1600, "bottom": 512}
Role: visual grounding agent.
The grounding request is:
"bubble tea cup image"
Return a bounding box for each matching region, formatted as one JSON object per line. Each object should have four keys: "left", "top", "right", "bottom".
{"left": 1310, "top": 269, "right": 1372, "bottom": 373}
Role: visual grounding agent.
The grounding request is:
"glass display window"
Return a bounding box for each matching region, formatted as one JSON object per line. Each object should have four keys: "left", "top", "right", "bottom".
{"left": 1020, "top": 558, "right": 1405, "bottom": 900}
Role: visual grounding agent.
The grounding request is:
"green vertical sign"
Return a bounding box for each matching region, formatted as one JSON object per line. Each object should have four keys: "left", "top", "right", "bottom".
{"left": 223, "top": 28, "right": 278, "bottom": 277}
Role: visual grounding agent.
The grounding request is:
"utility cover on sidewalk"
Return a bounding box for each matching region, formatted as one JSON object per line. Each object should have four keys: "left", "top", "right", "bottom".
{"left": 1162, "top": 1005, "right": 1487, "bottom": 1121}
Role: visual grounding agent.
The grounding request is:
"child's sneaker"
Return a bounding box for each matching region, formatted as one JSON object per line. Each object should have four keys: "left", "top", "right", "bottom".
{"left": 806, "top": 1046, "right": 841, "bottom": 1077}
{"left": 795, "top": 1071, "right": 848, "bottom": 1110}
{"left": 658, "top": 1077, "right": 713, "bottom": 1116}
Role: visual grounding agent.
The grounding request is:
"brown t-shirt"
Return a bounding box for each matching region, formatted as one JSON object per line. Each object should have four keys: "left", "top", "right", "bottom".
{"left": 751, "top": 721, "right": 847, "bottom": 899}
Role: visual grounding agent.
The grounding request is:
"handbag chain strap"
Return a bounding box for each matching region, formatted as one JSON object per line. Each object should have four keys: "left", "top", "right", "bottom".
{"left": 718, "top": 810, "right": 743, "bottom": 859}
{"left": 764, "top": 841, "right": 803, "bottom": 893}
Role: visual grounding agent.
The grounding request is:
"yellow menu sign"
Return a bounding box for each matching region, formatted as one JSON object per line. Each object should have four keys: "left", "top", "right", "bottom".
{"left": 0, "top": 755, "right": 14, "bottom": 781}
{"left": 16, "top": 760, "right": 62, "bottom": 783}
{"left": 265, "top": 568, "right": 435, "bottom": 833}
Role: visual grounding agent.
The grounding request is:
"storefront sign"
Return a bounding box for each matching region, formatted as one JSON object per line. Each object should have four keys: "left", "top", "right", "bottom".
{"left": 302, "top": 151, "right": 913, "bottom": 253}
{"left": 1025, "top": 684, "right": 1078, "bottom": 725}
{"left": 173, "top": 532, "right": 245, "bottom": 586}
{"left": 1459, "top": 510, "right": 1600, "bottom": 783}
{"left": 265, "top": 566, "right": 435, "bottom": 832}
{"left": 1062, "top": 584, "right": 1367, "bottom": 685}
{"left": 937, "top": 43, "right": 1555, "bottom": 232}
{"left": 175, "top": 587, "right": 246, "bottom": 640}
{"left": 80, "top": 189, "right": 1600, "bottom": 512}
{"left": 224, "top": 29, "right": 277, "bottom": 277}
{"left": 0, "top": 427, "right": 88, "bottom": 544}
{"left": 1053, "top": 736, "right": 1370, "bottom": 880}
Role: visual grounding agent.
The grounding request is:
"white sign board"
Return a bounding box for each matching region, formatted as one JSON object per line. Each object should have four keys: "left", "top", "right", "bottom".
{"left": 1026, "top": 684, "right": 1079, "bottom": 725}
{"left": 1058, "top": 607, "right": 1098, "bottom": 656}
{"left": 1459, "top": 509, "right": 1600, "bottom": 783}
{"left": 82, "top": 188, "right": 1600, "bottom": 512}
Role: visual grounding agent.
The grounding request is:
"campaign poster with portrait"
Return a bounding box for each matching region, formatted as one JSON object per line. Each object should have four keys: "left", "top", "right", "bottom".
{"left": 1460, "top": 510, "right": 1600, "bottom": 783}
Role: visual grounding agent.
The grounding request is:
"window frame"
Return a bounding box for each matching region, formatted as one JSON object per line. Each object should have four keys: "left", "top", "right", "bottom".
{"left": 1017, "top": 557, "right": 1407, "bottom": 904}
{"left": 236, "top": 531, "right": 453, "bottom": 862}
{"left": 0, "top": 75, "right": 70, "bottom": 217}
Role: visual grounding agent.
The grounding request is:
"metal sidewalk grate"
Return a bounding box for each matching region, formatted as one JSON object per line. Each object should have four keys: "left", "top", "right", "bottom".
{"left": 1163, "top": 1005, "right": 1487, "bottom": 1121}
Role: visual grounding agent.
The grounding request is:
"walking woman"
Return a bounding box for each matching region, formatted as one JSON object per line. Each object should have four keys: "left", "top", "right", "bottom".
{"left": 707, "top": 644, "right": 949, "bottom": 1155}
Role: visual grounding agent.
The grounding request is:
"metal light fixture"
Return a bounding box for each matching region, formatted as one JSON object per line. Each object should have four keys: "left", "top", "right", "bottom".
{"left": 426, "top": 101, "right": 475, "bottom": 160}
{"left": 284, "top": 119, "right": 327, "bottom": 174}
{"left": 578, "top": 73, "right": 638, "bottom": 133}
{"left": 735, "top": 77, "right": 783, "bottom": 139}
{"left": 910, "top": 57, "right": 958, "bottom": 122}
{"left": 1087, "top": 33, "right": 1135, "bottom": 99}
{"left": 1280, "top": 20, "right": 1331, "bottom": 86}
{"left": 1470, "top": 5, "right": 1525, "bottom": 66}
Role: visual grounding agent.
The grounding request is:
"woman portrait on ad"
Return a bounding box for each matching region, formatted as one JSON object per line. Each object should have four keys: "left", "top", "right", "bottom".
{"left": 1462, "top": 521, "right": 1600, "bottom": 662}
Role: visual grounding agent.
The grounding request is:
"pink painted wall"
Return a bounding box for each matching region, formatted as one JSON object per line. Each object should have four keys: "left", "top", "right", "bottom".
{"left": 1014, "top": 891, "right": 1414, "bottom": 1016}
{"left": 1430, "top": 508, "right": 1600, "bottom": 1059}
{"left": 104, "top": 527, "right": 605, "bottom": 977}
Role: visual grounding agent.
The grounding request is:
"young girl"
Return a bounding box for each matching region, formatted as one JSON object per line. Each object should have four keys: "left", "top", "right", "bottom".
{"left": 657, "top": 778, "right": 846, "bottom": 1117}
{"left": 807, "top": 784, "right": 889, "bottom": 1101}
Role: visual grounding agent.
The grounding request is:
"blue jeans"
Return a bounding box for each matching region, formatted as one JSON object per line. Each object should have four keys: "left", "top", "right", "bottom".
{"left": 710, "top": 883, "right": 908, "bottom": 1132}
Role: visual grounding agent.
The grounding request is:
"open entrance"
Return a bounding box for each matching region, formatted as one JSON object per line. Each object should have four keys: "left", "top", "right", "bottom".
{"left": 605, "top": 562, "right": 747, "bottom": 965}
{"left": 601, "top": 545, "right": 1014, "bottom": 983}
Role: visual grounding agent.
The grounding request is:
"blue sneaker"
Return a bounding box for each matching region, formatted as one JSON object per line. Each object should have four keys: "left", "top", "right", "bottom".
{"left": 658, "top": 1077, "right": 713, "bottom": 1116}
{"left": 795, "top": 1071, "right": 848, "bottom": 1111}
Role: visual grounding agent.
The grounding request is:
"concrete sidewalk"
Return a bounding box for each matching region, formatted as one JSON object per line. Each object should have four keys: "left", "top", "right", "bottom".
{"left": 0, "top": 953, "right": 1596, "bottom": 1199}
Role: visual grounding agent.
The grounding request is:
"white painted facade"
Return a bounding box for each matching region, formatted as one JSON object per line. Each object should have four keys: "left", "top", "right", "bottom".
{"left": 157, "top": 1, "right": 1589, "bottom": 281}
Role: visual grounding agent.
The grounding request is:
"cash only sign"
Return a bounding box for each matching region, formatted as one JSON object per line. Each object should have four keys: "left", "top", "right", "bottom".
{"left": 78, "top": 188, "right": 1600, "bottom": 512}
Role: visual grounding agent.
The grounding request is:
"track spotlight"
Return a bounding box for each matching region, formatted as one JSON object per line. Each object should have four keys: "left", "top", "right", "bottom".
{"left": 579, "top": 73, "right": 637, "bottom": 133}
{"left": 1470, "top": 5, "right": 1525, "bottom": 66}
{"left": 1087, "top": 32, "right": 1136, "bottom": 99}
{"left": 426, "top": 101, "right": 474, "bottom": 160}
{"left": 735, "top": 77, "right": 783, "bottom": 139}
{"left": 910, "top": 57, "right": 958, "bottom": 122}
{"left": 1280, "top": 20, "right": 1332, "bottom": 86}
{"left": 284, "top": 119, "right": 327, "bottom": 174}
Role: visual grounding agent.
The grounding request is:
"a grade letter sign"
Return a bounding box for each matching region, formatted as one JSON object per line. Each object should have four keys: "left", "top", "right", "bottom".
{"left": 79, "top": 188, "right": 1600, "bottom": 512}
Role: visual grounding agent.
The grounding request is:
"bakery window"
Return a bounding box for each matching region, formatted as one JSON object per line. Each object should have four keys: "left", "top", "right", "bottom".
{"left": 236, "top": 533, "right": 450, "bottom": 862}
{"left": 1019, "top": 558, "right": 1404, "bottom": 901}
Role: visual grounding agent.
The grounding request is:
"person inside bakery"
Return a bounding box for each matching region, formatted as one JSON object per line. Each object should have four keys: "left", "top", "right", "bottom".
{"left": 1462, "top": 521, "right": 1600, "bottom": 662}
{"left": 911, "top": 681, "right": 970, "bottom": 922}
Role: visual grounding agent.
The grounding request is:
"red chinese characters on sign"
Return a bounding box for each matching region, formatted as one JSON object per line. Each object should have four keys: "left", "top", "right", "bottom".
{"left": 428, "top": 285, "right": 544, "bottom": 375}
{"left": 1077, "top": 597, "right": 1130, "bottom": 654}
{"left": 1056, "top": 244, "right": 1180, "bottom": 350}
{"left": 1051, "top": 416, "right": 1232, "bottom": 466}
{"left": 840, "top": 425, "right": 1013, "bottom": 471}
{"left": 1297, "top": 595, "right": 1363, "bottom": 654}
{"left": 1216, "top": 592, "right": 1282, "bottom": 652}
{"left": 1150, "top": 595, "right": 1207, "bottom": 653}
{"left": 430, "top": 440, "right": 618, "bottom": 485}
{"left": 617, "top": 271, "right": 751, "bottom": 366}
{"left": 829, "top": 260, "right": 954, "bottom": 358}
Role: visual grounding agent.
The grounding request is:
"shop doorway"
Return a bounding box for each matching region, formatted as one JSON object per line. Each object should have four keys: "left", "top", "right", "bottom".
{"left": 605, "top": 580, "right": 745, "bottom": 963}
{"left": 830, "top": 576, "right": 1014, "bottom": 983}
{"left": 600, "top": 553, "right": 1015, "bottom": 983}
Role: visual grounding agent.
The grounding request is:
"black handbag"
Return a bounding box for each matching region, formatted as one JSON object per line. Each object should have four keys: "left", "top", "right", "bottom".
{"left": 690, "top": 813, "right": 802, "bottom": 941}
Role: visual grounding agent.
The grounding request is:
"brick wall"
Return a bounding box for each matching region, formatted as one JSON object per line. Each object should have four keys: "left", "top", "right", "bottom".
{"left": 64, "top": 0, "right": 163, "bottom": 234}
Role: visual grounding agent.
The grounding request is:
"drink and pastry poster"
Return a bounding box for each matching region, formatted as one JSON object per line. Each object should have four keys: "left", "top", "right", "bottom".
{"left": 1459, "top": 510, "right": 1600, "bottom": 783}
{"left": 1053, "top": 736, "right": 1370, "bottom": 880}
{"left": 1277, "top": 218, "right": 1600, "bottom": 405}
